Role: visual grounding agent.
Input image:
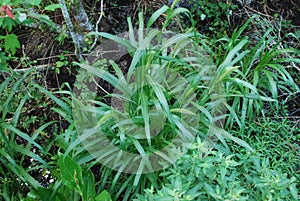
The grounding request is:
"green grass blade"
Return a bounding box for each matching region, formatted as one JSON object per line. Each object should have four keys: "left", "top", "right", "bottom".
{"left": 11, "top": 144, "right": 49, "bottom": 167}
{"left": 138, "top": 12, "right": 144, "bottom": 46}
{"left": 0, "top": 149, "right": 42, "bottom": 189}
{"left": 214, "top": 127, "right": 253, "bottom": 152}
{"left": 2, "top": 69, "right": 33, "bottom": 120}
{"left": 127, "top": 17, "right": 138, "bottom": 47}
{"left": 141, "top": 92, "right": 151, "bottom": 146}
{"left": 33, "top": 84, "right": 71, "bottom": 115}
{"left": 219, "top": 39, "right": 248, "bottom": 69}
{"left": 11, "top": 89, "right": 31, "bottom": 126}
{"left": 87, "top": 32, "right": 134, "bottom": 52}
{"left": 146, "top": 75, "right": 174, "bottom": 126}
{"left": 146, "top": 5, "right": 169, "bottom": 29}
{"left": 0, "top": 122, "right": 45, "bottom": 153}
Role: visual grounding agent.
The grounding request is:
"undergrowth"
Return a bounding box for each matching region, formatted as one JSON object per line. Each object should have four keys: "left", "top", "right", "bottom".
{"left": 0, "top": 0, "right": 299, "bottom": 200}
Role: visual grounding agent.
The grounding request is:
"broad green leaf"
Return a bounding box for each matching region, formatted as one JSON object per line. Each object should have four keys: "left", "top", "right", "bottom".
{"left": 56, "top": 61, "right": 64, "bottom": 68}
{"left": 95, "top": 190, "right": 112, "bottom": 201}
{"left": 4, "top": 34, "right": 20, "bottom": 55}
{"left": 59, "top": 155, "right": 84, "bottom": 192}
{"left": 146, "top": 5, "right": 169, "bottom": 28}
{"left": 29, "top": 0, "right": 42, "bottom": 6}
{"left": 82, "top": 169, "right": 96, "bottom": 201}
{"left": 0, "top": 17, "right": 16, "bottom": 32}
{"left": 45, "top": 4, "right": 63, "bottom": 11}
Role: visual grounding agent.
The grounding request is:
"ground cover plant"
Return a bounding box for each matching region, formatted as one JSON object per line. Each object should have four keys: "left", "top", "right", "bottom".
{"left": 0, "top": 0, "right": 299, "bottom": 200}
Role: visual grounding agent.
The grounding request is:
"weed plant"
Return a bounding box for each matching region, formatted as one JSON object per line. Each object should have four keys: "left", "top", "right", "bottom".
{"left": 230, "top": 118, "right": 300, "bottom": 186}
{"left": 0, "top": 70, "right": 57, "bottom": 199}
{"left": 135, "top": 136, "right": 299, "bottom": 200}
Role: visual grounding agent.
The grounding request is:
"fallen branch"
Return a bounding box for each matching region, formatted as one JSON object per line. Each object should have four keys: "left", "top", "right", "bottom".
{"left": 12, "top": 64, "right": 54, "bottom": 73}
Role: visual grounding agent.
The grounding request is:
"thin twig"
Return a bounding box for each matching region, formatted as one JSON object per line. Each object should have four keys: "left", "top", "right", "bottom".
{"left": 91, "top": 0, "right": 104, "bottom": 49}
{"left": 244, "top": 5, "right": 273, "bottom": 19}
{"left": 35, "top": 53, "right": 89, "bottom": 61}
{"left": 12, "top": 64, "right": 54, "bottom": 73}
{"left": 93, "top": 77, "right": 110, "bottom": 95}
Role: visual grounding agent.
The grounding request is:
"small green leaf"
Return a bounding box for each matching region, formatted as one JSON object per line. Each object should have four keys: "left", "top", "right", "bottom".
{"left": 45, "top": 4, "right": 63, "bottom": 11}
{"left": 0, "top": 64, "right": 9, "bottom": 72}
{"left": 95, "top": 190, "right": 112, "bottom": 201}
{"left": 289, "top": 183, "right": 298, "bottom": 200}
{"left": 204, "top": 183, "right": 217, "bottom": 198}
{"left": 29, "top": 0, "right": 42, "bottom": 6}
{"left": 56, "top": 61, "right": 64, "bottom": 68}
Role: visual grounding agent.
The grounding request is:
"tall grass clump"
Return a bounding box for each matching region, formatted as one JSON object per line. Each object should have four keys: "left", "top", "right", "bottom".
{"left": 0, "top": 70, "right": 111, "bottom": 200}
{"left": 73, "top": 3, "right": 254, "bottom": 200}
{"left": 210, "top": 15, "right": 300, "bottom": 129}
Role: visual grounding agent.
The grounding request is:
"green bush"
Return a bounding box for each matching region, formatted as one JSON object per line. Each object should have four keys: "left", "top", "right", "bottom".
{"left": 74, "top": 4, "right": 254, "bottom": 199}
{"left": 135, "top": 137, "right": 299, "bottom": 200}
{"left": 0, "top": 0, "right": 59, "bottom": 71}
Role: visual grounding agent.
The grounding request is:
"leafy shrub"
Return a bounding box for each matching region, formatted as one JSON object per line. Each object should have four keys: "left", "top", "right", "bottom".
{"left": 0, "top": 0, "right": 59, "bottom": 71}
{"left": 1, "top": 2, "right": 299, "bottom": 201}
{"left": 72, "top": 4, "right": 300, "bottom": 199}
{"left": 135, "top": 137, "right": 299, "bottom": 200}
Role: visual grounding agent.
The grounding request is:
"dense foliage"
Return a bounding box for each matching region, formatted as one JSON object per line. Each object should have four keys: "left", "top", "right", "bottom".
{"left": 0, "top": 0, "right": 299, "bottom": 200}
